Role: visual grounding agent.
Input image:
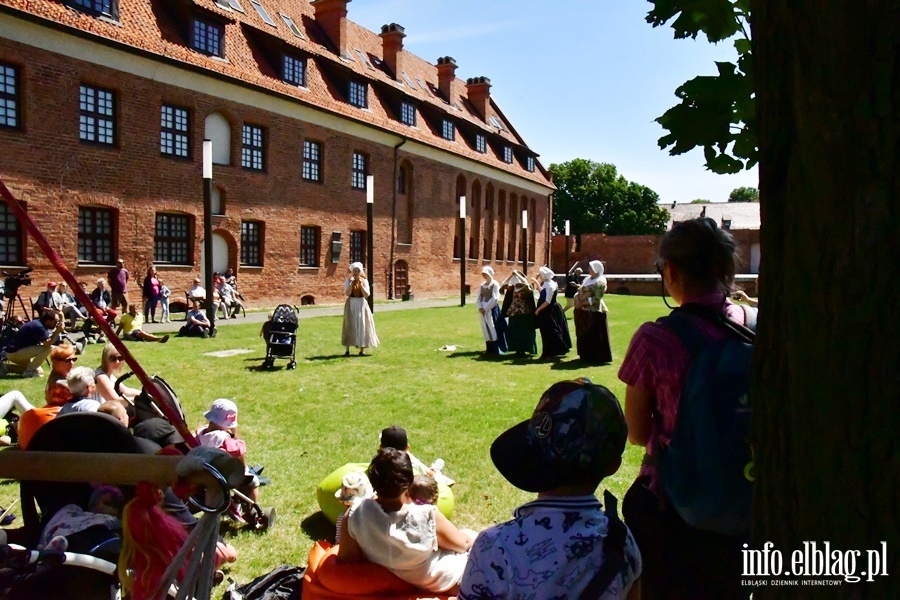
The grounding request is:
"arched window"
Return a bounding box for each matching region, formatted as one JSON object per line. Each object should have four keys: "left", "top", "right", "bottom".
{"left": 484, "top": 183, "right": 494, "bottom": 260}
{"left": 204, "top": 112, "right": 231, "bottom": 165}
{"left": 469, "top": 180, "right": 482, "bottom": 260}
{"left": 398, "top": 161, "right": 414, "bottom": 245}
{"left": 453, "top": 174, "right": 467, "bottom": 259}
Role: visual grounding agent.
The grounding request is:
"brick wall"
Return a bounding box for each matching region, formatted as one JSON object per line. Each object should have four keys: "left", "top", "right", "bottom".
{"left": 0, "top": 39, "right": 551, "bottom": 309}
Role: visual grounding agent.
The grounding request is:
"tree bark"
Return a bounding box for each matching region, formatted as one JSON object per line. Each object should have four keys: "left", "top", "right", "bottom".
{"left": 752, "top": 1, "right": 899, "bottom": 597}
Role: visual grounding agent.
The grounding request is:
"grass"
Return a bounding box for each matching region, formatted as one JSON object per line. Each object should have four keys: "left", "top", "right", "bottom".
{"left": 1, "top": 294, "right": 670, "bottom": 582}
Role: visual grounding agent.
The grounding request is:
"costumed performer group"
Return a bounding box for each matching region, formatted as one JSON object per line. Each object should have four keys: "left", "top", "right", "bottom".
{"left": 474, "top": 262, "right": 613, "bottom": 363}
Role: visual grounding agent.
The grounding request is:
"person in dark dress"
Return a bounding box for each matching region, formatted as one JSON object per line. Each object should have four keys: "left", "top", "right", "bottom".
{"left": 574, "top": 260, "right": 613, "bottom": 364}
{"left": 500, "top": 271, "right": 537, "bottom": 356}
{"left": 563, "top": 266, "right": 583, "bottom": 313}
{"left": 533, "top": 267, "right": 571, "bottom": 360}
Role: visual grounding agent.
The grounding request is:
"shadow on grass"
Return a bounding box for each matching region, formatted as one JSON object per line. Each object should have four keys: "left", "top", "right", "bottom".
{"left": 549, "top": 357, "right": 611, "bottom": 370}
{"left": 306, "top": 354, "right": 359, "bottom": 361}
{"left": 301, "top": 511, "right": 336, "bottom": 543}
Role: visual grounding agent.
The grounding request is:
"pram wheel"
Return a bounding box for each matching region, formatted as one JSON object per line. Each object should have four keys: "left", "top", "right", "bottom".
{"left": 262, "top": 358, "right": 274, "bottom": 369}
{"left": 287, "top": 361, "right": 297, "bottom": 370}
{"left": 260, "top": 506, "right": 276, "bottom": 531}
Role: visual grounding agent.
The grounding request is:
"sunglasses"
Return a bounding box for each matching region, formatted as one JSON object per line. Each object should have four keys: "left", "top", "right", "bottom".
{"left": 110, "top": 356, "right": 125, "bottom": 362}
{"left": 56, "top": 356, "right": 77, "bottom": 363}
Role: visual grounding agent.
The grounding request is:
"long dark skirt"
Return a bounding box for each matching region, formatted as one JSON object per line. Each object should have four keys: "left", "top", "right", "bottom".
{"left": 537, "top": 303, "right": 572, "bottom": 357}
{"left": 575, "top": 309, "right": 613, "bottom": 364}
{"left": 492, "top": 306, "right": 508, "bottom": 353}
{"left": 506, "top": 314, "right": 537, "bottom": 355}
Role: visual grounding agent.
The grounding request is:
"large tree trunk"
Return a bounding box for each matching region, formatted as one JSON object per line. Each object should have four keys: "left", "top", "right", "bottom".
{"left": 752, "top": 2, "right": 899, "bottom": 597}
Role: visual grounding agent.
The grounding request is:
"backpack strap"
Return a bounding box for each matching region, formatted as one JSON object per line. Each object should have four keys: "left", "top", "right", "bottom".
{"left": 666, "top": 302, "right": 756, "bottom": 346}
{"left": 578, "top": 491, "right": 628, "bottom": 600}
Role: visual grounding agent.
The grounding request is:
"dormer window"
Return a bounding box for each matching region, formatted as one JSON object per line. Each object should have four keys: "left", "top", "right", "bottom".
{"left": 248, "top": 0, "right": 276, "bottom": 26}
{"left": 503, "top": 146, "right": 513, "bottom": 164}
{"left": 401, "top": 102, "right": 416, "bottom": 127}
{"left": 441, "top": 119, "right": 455, "bottom": 141}
{"left": 192, "top": 18, "right": 224, "bottom": 57}
{"left": 349, "top": 80, "right": 368, "bottom": 108}
{"left": 526, "top": 156, "right": 535, "bottom": 172}
{"left": 475, "top": 134, "right": 487, "bottom": 154}
{"left": 69, "top": 0, "right": 117, "bottom": 19}
{"left": 283, "top": 54, "right": 306, "bottom": 87}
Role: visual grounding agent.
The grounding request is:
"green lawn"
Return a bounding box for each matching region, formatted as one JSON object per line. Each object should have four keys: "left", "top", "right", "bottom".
{"left": 1, "top": 294, "right": 670, "bottom": 582}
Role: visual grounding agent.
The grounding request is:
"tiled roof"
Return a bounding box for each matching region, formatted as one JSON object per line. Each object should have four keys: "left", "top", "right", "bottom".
{"left": 0, "top": 0, "right": 553, "bottom": 189}
{"left": 664, "top": 202, "right": 761, "bottom": 230}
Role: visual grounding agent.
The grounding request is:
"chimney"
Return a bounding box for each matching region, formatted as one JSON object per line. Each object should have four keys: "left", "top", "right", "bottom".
{"left": 465, "top": 76, "right": 491, "bottom": 120}
{"left": 436, "top": 56, "right": 457, "bottom": 102}
{"left": 312, "top": 0, "right": 350, "bottom": 58}
{"left": 380, "top": 23, "right": 406, "bottom": 79}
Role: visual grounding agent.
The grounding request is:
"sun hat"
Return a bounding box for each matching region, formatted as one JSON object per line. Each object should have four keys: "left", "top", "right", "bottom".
{"left": 350, "top": 262, "right": 365, "bottom": 275}
{"left": 379, "top": 425, "right": 408, "bottom": 450}
{"left": 490, "top": 378, "right": 627, "bottom": 493}
{"left": 538, "top": 266, "right": 555, "bottom": 282}
{"left": 482, "top": 266, "right": 494, "bottom": 277}
{"left": 334, "top": 471, "right": 374, "bottom": 505}
{"left": 204, "top": 398, "right": 239, "bottom": 429}
{"left": 589, "top": 260, "right": 604, "bottom": 276}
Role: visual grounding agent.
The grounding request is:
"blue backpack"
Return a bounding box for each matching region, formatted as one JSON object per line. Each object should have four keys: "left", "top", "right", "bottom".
{"left": 658, "top": 303, "right": 757, "bottom": 536}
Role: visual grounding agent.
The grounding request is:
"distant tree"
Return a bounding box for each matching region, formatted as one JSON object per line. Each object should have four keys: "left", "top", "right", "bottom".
{"left": 690, "top": 198, "right": 712, "bottom": 204}
{"left": 728, "top": 186, "right": 759, "bottom": 202}
{"left": 550, "top": 159, "right": 669, "bottom": 235}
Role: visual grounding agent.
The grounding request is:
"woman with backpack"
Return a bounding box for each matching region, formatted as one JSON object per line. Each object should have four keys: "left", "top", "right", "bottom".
{"left": 618, "top": 217, "right": 755, "bottom": 599}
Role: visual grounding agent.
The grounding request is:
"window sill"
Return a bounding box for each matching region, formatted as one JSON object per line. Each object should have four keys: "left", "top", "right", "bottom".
{"left": 297, "top": 266, "right": 320, "bottom": 271}
{"left": 240, "top": 265, "right": 263, "bottom": 270}
{"left": 152, "top": 264, "right": 195, "bottom": 270}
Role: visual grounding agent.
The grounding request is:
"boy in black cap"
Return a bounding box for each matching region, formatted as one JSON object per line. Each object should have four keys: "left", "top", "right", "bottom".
{"left": 458, "top": 378, "right": 641, "bottom": 599}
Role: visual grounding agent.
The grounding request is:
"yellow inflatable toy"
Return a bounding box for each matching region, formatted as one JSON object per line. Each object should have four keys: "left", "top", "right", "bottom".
{"left": 316, "top": 462, "right": 454, "bottom": 525}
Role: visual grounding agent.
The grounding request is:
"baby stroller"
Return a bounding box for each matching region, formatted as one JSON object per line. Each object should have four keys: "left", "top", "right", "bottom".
{"left": 261, "top": 304, "right": 298, "bottom": 370}
{"left": 1, "top": 413, "right": 139, "bottom": 599}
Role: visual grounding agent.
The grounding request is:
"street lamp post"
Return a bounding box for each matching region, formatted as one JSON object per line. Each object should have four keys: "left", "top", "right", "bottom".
{"left": 366, "top": 175, "right": 375, "bottom": 313}
{"left": 459, "top": 196, "right": 466, "bottom": 307}
{"left": 202, "top": 140, "right": 215, "bottom": 336}
{"left": 565, "top": 220, "right": 571, "bottom": 274}
{"left": 522, "top": 208, "right": 528, "bottom": 277}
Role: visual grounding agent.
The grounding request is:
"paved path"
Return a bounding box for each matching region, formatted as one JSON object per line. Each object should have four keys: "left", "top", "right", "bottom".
{"left": 141, "top": 297, "right": 461, "bottom": 334}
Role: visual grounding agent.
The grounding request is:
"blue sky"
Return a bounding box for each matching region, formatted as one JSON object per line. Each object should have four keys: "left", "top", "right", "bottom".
{"left": 349, "top": 0, "right": 758, "bottom": 204}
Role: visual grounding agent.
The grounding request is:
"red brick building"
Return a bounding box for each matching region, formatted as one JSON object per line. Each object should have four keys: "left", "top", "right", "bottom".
{"left": 0, "top": 0, "right": 554, "bottom": 308}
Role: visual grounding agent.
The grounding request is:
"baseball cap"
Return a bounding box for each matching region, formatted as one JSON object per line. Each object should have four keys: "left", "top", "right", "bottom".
{"left": 490, "top": 378, "right": 627, "bottom": 493}
{"left": 47, "top": 281, "right": 57, "bottom": 288}
{"left": 380, "top": 425, "right": 408, "bottom": 450}
{"left": 204, "top": 398, "right": 239, "bottom": 429}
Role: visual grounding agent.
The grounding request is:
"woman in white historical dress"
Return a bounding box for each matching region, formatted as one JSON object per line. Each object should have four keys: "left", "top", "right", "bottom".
{"left": 342, "top": 262, "right": 380, "bottom": 356}
{"left": 475, "top": 267, "right": 507, "bottom": 356}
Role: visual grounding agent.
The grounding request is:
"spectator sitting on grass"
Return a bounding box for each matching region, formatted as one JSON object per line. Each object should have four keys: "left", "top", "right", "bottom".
{"left": 57, "top": 366, "right": 100, "bottom": 416}
{"left": 116, "top": 304, "right": 169, "bottom": 344}
{"left": 196, "top": 398, "right": 259, "bottom": 502}
{"left": 94, "top": 343, "right": 141, "bottom": 404}
{"left": 408, "top": 475, "right": 439, "bottom": 506}
{"left": 458, "top": 378, "right": 641, "bottom": 599}
{"left": 379, "top": 425, "right": 454, "bottom": 486}
{"left": 180, "top": 299, "right": 211, "bottom": 338}
{"left": 337, "top": 448, "right": 476, "bottom": 595}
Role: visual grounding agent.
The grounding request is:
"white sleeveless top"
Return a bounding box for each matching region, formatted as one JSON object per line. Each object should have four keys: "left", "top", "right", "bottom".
{"left": 347, "top": 499, "right": 468, "bottom": 593}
